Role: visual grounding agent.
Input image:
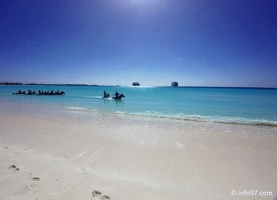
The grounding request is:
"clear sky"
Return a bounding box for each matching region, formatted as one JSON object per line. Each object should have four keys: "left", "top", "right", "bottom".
{"left": 1, "top": 0, "right": 277, "bottom": 87}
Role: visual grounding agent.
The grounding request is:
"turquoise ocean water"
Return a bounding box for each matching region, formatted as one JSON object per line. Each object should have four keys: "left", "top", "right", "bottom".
{"left": 0, "top": 86, "right": 277, "bottom": 126}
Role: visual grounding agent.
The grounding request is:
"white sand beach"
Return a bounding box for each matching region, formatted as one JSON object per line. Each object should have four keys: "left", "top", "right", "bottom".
{"left": 0, "top": 109, "right": 277, "bottom": 200}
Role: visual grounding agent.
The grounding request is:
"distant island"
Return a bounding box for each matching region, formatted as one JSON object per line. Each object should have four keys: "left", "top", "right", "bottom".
{"left": 0, "top": 82, "right": 97, "bottom": 86}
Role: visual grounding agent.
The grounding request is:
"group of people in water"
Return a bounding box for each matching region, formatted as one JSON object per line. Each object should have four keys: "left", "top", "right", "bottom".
{"left": 12, "top": 89, "right": 65, "bottom": 95}
{"left": 103, "top": 91, "right": 125, "bottom": 100}
{"left": 12, "top": 89, "right": 123, "bottom": 99}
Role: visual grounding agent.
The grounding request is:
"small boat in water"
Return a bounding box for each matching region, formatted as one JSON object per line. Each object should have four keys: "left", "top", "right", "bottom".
{"left": 132, "top": 82, "right": 140, "bottom": 86}
{"left": 171, "top": 81, "right": 178, "bottom": 87}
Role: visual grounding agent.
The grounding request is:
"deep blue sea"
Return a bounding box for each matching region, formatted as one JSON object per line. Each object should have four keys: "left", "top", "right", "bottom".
{"left": 1, "top": 85, "right": 277, "bottom": 126}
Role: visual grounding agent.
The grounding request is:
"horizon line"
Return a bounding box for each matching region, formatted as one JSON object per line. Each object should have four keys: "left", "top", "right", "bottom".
{"left": 0, "top": 82, "right": 276, "bottom": 89}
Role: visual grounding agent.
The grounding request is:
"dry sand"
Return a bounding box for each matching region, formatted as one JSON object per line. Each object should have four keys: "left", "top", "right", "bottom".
{"left": 0, "top": 111, "right": 277, "bottom": 200}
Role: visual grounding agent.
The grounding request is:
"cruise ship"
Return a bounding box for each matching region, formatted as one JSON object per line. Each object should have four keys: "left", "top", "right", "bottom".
{"left": 132, "top": 82, "right": 140, "bottom": 86}
{"left": 171, "top": 81, "right": 178, "bottom": 87}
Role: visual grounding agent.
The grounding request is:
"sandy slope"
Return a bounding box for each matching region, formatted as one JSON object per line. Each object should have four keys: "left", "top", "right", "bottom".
{"left": 0, "top": 112, "right": 277, "bottom": 200}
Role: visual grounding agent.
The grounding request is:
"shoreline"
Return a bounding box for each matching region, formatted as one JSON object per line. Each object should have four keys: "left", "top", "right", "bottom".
{"left": 2, "top": 97, "right": 277, "bottom": 127}
{"left": 1, "top": 108, "right": 277, "bottom": 199}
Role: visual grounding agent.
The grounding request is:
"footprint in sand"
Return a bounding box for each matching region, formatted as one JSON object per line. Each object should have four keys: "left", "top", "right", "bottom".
{"left": 32, "top": 177, "right": 40, "bottom": 181}
{"left": 92, "top": 190, "right": 110, "bottom": 200}
{"left": 26, "top": 176, "right": 40, "bottom": 190}
{"left": 0, "top": 145, "right": 8, "bottom": 149}
{"left": 8, "top": 164, "right": 19, "bottom": 171}
{"left": 12, "top": 152, "right": 20, "bottom": 157}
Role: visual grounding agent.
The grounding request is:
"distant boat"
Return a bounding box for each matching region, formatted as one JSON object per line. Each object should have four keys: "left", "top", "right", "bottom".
{"left": 132, "top": 82, "right": 140, "bottom": 86}
{"left": 171, "top": 81, "right": 178, "bottom": 87}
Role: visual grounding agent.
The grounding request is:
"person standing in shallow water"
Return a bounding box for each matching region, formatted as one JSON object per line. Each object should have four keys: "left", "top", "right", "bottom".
{"left": 114, "top": 91, "right": 119, "bottom": 98}
{"left": 103, "top": 91, "right": 110, "bottom": 98}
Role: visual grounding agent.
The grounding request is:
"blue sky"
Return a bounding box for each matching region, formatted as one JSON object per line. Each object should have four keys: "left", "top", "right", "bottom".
{"left": 1, "top": 0, "right": 276, "bottom": 87}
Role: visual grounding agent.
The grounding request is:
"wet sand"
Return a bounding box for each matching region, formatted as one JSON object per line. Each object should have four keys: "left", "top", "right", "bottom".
{"left": 0, "top": 109, "right": 277, "bottom": 200}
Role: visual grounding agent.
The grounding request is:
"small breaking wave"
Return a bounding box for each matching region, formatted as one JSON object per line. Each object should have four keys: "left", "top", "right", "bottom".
{"left": 65, "top": 106, "right": 87, "bottom": 110}
{"left": 64, "top": 107, "right": 276, "bottom": 127}
{"left": 64, "top": 106, "right": 98, "bottom": 112}
{"left": 114, "top": 111, "right": 126, "bottom": 116}
{"left": 128, "top": 112, "right": 277, "bottom": 127}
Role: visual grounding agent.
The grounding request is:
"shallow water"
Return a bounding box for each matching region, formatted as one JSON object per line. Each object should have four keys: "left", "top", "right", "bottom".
{"left": 1, "top": 86, "right": 276, "bottom": 126}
